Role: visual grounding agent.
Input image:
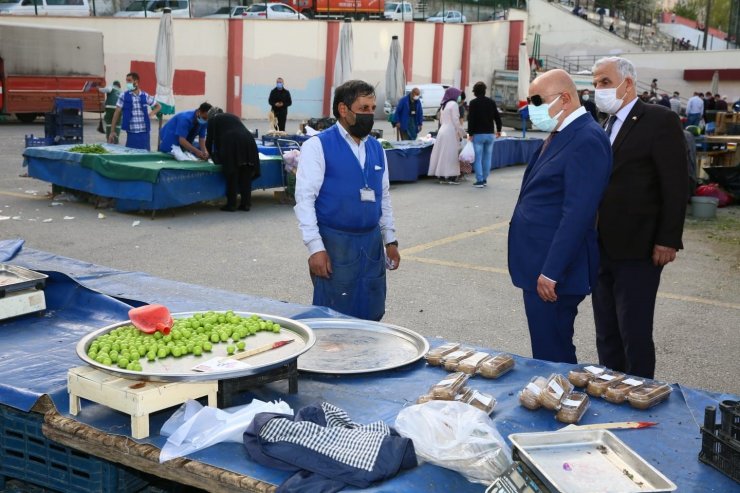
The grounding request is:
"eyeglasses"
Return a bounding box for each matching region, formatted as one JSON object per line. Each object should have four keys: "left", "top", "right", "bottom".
{"left": 528, "top": 93, "right": 562, "bottom": 106}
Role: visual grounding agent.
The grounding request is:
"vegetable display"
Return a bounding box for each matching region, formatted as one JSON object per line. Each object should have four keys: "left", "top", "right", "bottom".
{"left": 68, "top": 144, "right": 109, "bottom": 154}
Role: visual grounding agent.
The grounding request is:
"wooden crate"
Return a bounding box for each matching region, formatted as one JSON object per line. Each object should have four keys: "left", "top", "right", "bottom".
{"left": 67, "top": 366, "right": 217, "bottom": 439}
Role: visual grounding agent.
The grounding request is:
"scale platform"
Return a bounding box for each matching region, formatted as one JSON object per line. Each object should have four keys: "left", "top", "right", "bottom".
{"left": 0, "top": 264, "right": 48, "bottom": 321}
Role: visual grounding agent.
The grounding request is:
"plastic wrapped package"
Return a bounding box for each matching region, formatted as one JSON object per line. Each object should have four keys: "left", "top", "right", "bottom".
{"left": 431, "top": 371, "right": 470, "bottom": 400}
{"left": 586, "top": 370, "right": 626, "bottom": 397}
{"left": 568, "top": 365, "right": 605, "bottom": 387}
{"left": 478, "top": 354, "right": 515, "bottom": 379}
{"left": 457, "top": 352, "right": 492, "bottom": 374}
{"left": 416, "top": 393, "right": 435, "bottom": 404}
{"left": 461, "top": 388, "right": 497, "bottom": 415}
{"left": 603, "top": 377, "right": 646, "bottom": 404}
{"left": 556, "top": 392, "right": 590, "bottom": 424}
{"left": 540, "top": 374, "right": 573, "bottom": 410}
{"left": 442, "top": 348, "right": 476, "bottom": 371}
{"left": 425, "top": 342, "right": 461, "bottom": 366}
{"left": 519, "top": 376, "right": 548, "bottom": 410}
{"left": 395, "top": 400, "right": 512, "bottom": 485}
{"left": 627, "top": 382, "right": 673, "bottom": 409}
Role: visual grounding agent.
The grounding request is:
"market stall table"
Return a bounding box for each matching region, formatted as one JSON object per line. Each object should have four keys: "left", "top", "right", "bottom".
{"left": 0, "top": 238, "right": 737, "bottom": 493}
{"left": 23, "top": 144, "right": 285, "bottom": 212}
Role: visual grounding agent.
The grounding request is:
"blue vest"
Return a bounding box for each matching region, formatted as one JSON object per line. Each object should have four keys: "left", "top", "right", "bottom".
{"left": 316, "top": 125, "right": 384, "bottom": 232}
{"left": 121, "top": 91, "right": 151, "bottom": 133}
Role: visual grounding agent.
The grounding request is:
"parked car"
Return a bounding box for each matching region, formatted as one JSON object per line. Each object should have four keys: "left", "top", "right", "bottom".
{"left": 203, "top": 6, "right": 250, "bottom": 18}
{"left": 244, "top": 3, "right": 307, "bottom": 19}
{"left": 425, "top": 10, "right": 465, "bottom": 23}
{"left": 113, "top": 0, "right": 190, "bottom": 18}
{"left": 0, "top": 0, "right": 91, "bottom": 16}
{"left": 383, "top": 1, "right": 413, "bottom": 21}
{"left": 383, "top": 83, "right": 450, "bottom": 120}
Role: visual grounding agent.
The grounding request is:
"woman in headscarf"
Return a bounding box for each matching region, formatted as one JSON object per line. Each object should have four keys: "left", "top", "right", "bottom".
{"left": 428, "top": 87, "right": 466, "bottom": 184}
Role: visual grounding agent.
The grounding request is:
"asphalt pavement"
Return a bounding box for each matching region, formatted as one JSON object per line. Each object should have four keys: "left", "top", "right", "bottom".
{"left": 1, "top": 116, "right": 738, "bottom": 395}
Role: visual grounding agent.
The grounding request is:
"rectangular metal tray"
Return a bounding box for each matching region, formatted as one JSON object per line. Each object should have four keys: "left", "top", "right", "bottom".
{"left": 0, "top": 264, "right": 48, "bottom": 297}
{"left": 509, "top": 430, "right": 677, "bottom": 493}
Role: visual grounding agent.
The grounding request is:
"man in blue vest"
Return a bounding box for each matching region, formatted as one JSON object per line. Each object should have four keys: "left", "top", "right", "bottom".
{"left": 294, "top": 80, "right": 400, "bottom": 321}
{"left": 158, "top": 102, "right": 211, "bottom": 158}
{"left": 108, "top": 72, "right": 161, "bottom": 151}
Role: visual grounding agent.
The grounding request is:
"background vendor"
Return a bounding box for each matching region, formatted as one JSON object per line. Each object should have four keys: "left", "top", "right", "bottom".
{"left": 158, "top": 102, "right": 212, "bottom": 159}
{"left": 393, "top": 87, "right": 423, "bottom": 140}
{"left": 108, "top": 72, "right": 161, "bottom": 150}
{"left": 98, "top": 80, "right": 121, "bottom": 143}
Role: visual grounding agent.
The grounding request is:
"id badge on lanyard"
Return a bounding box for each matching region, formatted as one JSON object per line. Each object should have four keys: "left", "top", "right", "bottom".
{"left": 359, "top": 150, "right": 376, "bottom": 202}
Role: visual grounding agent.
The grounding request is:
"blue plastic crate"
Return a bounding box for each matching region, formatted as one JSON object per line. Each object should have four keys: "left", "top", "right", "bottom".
{"left": 53, "top": 98, "right": 84, "bottom": 113}
{"left": 24, "top": 135, "right": 53, "bottom": 148}
{"left": 0, "top": 405, "right": 148, "bottom": 493}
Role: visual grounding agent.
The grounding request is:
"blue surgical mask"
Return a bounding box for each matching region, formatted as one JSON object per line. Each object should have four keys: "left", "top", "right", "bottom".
{"left": 276, "top": 82, "right": 284, "bottom": 89}
{"left": 197, "top": 117, "right": 207, "bottom": 125}
{"left": 528, "top": 95, "right": 563, "bottom": 132}
{"left": 126, "top": 82, "right": 135, "bottom": 91}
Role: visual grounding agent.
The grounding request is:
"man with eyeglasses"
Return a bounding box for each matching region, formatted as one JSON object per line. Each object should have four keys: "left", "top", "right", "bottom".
{"left": 508, "top": 69, "right": 612, "bottom": 364}
{"left": 590, "top": 57, "right": 688, "bottom": 379}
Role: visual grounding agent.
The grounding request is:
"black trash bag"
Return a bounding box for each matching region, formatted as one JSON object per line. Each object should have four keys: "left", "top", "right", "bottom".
{"left": 704, "top": 165, "right": 740, "bottom": 198}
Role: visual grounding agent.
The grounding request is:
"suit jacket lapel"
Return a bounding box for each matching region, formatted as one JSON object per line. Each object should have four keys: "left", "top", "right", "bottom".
{"left": 612, "top": 99, "right": 645, "bottom": 154}
{"left": 524, "top": 115, "right": 586, "bottom": 190}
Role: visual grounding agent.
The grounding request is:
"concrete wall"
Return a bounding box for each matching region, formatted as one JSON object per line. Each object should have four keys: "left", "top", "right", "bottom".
{"left": 469, "top": 21, "right": 510, "bottom": 89}
{"left": 527, "top": 0, "right": 642, "bottom": 57}
{"left": 411, "top": 22, "right": 436, "bottom": 84}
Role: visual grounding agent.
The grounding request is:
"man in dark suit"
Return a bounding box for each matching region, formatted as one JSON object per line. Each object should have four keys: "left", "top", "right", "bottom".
{"left": 508, "top": 69, "right": 613, "bottom": 364}
{"left": 591, "top": 57, "right": 688, "bottom": 379}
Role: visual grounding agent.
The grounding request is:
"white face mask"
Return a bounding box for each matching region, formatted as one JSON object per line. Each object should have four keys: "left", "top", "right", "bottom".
{"left": 582, "top": 94, "right": 590, "bottom": 101}
{"left": 595, "top": 79, "right": 627, "bottom": 114}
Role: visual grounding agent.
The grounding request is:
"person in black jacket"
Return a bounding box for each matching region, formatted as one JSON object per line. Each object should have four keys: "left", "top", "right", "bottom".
{"left": 268, "top": 77, "right": 292, "bottom": 132}
{"left": 580, "top": 89, "right": 599, "bottom": 121}
{"left": 467, "top": 81, "right": 502, "bottom": 188}
{"left": 205, "top": 108, "right": 261, "bottom": 212}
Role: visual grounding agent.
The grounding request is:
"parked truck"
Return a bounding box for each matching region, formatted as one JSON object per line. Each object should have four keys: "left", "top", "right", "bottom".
{"left": 281, "top": 0, "right": 385, "bottom": 19}
{"left": 0, "top": 22, "right": 105, "bottom": 123}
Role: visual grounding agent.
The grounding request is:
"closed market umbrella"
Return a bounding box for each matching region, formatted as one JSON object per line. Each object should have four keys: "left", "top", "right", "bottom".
{"left": 710, "top": 70, "right": 719, "bottom": 96}
{"left": 334, "top": 20, "right": 353, "bottom": 89}
{"left": 155, "top": 7, "right": 176, "bottom": 143}
{"left": 385, "top": 35, "right": 405, "bottom": 139}
{"left": 518, "top": 40, "right": 530, "bottom": 137}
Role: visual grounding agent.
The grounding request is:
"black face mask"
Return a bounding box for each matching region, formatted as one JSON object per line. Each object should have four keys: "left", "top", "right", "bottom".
{"left": 348, "top": 111, "right": 374, "bottom": 139}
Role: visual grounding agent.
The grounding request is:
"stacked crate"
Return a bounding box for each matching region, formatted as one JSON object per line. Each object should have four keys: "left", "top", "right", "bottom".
{"left": 45, "top": 98, "right": 84, "bottom": 145}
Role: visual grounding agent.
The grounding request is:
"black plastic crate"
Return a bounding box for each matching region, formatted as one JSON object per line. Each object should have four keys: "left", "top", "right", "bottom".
{"left": 719, "top": 400, "right": 740, "bottom": 444}
{"left": 700, "top": 425, "right": 740, "bottom": 483}
{"left": 0, "top": 404, "right": 148, "bottom": 493}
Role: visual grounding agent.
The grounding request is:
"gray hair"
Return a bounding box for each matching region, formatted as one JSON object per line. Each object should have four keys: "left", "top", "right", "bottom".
{"left": 207, "top": 106, "right": 223, "bottom": 120}
{"left": 592, "top": 56, "right": 637, "bottom": 81}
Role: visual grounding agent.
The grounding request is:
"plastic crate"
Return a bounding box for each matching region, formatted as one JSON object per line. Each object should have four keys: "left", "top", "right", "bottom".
{"left": 24, "top": 135, "right": 53, "bottom": 148}
{"left": 719, "top": 400, "right": 740, "bottom": 444}
{"left": 0, "top": 404, "right": 148, "bottom": 493}
{"left": 53, "top": 98, "right": 84, "bottom": 113}
{"left": 700, "top": 425, "right": 740, "bottom": 483}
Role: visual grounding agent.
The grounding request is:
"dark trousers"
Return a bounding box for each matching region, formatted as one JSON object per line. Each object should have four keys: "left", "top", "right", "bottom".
{"left": 275, "top": 110, "right": 287, "bottom": 132}
{"left": 592, "top": 252, "right": 663, "bottom": 379}
{"left": 223, "top": 165, "right": 253, "bottom": 209}
{"left": 522, "top": 290, "right": 585, "bottom": 364}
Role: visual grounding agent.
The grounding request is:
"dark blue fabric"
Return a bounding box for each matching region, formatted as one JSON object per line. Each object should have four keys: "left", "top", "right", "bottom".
{"left": 244, "top": 403, "right": 417, "bottom": 491}
{"left": 523, "top": 290, "right": 584, "bottom": 364}
{"left": 312, "top": 225, "right": 386, "bottom": 322}
{"left": 121, "top": 91, "right": 151, "bottom": 133}
{"left": 316, "top": 125, "right": 384, "bottom": 232}
{"left": 125, "top": 131, "right": 151, "bottom": 151}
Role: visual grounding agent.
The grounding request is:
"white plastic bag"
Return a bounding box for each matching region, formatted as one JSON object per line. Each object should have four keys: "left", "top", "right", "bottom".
{"left": 459, "top": 140, "right": 475, "bottom": 164}
{"left": 395, "top": 400, "right": 511, "bottom": 484}
{"left": 171, "top": 145, "right": 199, "bottom": 162}
{"left": 159, "top": 398, "right": 293, "bottom": 463}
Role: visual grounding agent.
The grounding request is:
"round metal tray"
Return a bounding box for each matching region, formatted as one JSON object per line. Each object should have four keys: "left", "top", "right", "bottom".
{"left": 76, "top": 311, "right": 315, "bottom": 382}
{"left": 297, "top": 318, "right": 429, "bottom": 374}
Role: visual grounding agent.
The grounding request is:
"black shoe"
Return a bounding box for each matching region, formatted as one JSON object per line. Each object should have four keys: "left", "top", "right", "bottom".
{"left": 220, "top": 205, "right": 236, "bottom": 212}
{"left": 238, "top": 205, "right": 250, "bottom": 211}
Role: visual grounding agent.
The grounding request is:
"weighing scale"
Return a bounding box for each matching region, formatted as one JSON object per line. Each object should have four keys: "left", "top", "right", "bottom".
{"left": 0, "top": 264, "right": 48, "bottom": 320}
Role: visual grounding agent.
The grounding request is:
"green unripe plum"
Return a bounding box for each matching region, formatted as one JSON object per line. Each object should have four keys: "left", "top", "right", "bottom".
{"left": 226, "top": 345, "right": 235, "bottom": 355}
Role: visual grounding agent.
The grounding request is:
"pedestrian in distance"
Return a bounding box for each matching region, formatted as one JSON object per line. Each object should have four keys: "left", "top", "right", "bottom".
{"left": 669, "top": 92, "right": 681, "bottom": 114}
{"left": 98, "top": 80, "right": 121, "bottom": 143}
{"left": 268, "top": 77, "right": 292, "bottom": 132}
{"left": 428, "top": 87, "right": 466, "bottom": 184}
{"left": 158, "top": 102, "right": 211, "bottom": 158}
{"left": 466, "top": 81, "right": 502, "bottom": 188}
{"left": 205, "top": 108, "right": 260, "bottom": 212}
{"left": 508, "top": 69, "right": 613, "bottom": 364}
{"left": 294, "top": 80, "right": 399, "bottom": 322}
{"left": 591, "top": 56, "right": 688, "bottom": 379}
{"left": 580, "top": 89, "right": 599, "bottom": 121}
{"left": 686, "top": 92, "right": 704, "bottom": 127}
{"left": 393, "top": 87, "right": 423, "bottom": 140}
{"left": 108, "top": 72, "right": 161, "bottom": 151}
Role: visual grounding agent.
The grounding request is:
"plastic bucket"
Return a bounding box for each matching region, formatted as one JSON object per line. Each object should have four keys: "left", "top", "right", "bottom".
{"left": 691, "top": 196, "right": 719, "bottom": 219}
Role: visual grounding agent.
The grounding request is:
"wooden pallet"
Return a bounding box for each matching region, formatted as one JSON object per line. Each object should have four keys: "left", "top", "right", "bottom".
{"left": 67, "top": 366, "right": 218, "bottom": 439}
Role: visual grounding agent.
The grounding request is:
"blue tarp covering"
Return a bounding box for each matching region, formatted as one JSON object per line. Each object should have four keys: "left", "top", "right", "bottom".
{"left": 0, "top": 238, "right": 736, "bottom": 492}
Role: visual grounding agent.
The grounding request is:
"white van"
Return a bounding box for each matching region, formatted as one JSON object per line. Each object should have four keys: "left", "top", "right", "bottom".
{"left": 0, "top": 0, "right": 91, "bottom": 16}
{"left": 383, "top": 1, "right": 413, "bottom": 21}
{"left": 384, "top": 83, "right": 450, "bottom": 119}
{"left": 114, "top": 0, "right": 190, "bottom": 18}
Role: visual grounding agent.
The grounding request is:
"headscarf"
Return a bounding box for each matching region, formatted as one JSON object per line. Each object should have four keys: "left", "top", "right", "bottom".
{"left": 440, "top": 87, "right": 462, "bottom": 108}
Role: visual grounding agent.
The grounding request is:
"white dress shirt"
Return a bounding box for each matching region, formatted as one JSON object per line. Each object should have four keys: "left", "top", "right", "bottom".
{"left": 557, "top": 106, "right": 587, "bottom": 131}
{"left": 294, "top": 123, "right": 397, "bottom": 255}
{"left": 607, "top": 97, "right": 638, "bottom": 145}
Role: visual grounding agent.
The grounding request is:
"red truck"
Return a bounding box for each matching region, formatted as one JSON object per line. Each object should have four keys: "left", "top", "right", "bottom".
{"left": 282, "top": 0, "right": 385, "bottom": 19}
{"left": 0, "top": 22, "right": 105, "bottom": 123}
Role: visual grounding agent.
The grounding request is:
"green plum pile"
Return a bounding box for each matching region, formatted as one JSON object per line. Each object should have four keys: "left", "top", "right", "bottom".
{"left": 86, "top": 311, "right": 282, "bottom": 372}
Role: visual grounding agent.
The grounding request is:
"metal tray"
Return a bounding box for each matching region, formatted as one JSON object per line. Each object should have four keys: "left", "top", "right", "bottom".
{"left": 76, "top": 311, "right": 315, "bottom": 382}
{"left": 509, "top": 430, "right": 677, "bottom": 493}
{"left": 0, "top": 264, "right": 48, "bottom": 297}
{"left": 297, "top": 318, "right": 429, "bottom": 374}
